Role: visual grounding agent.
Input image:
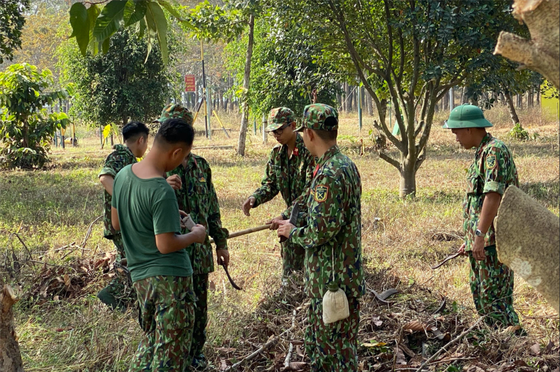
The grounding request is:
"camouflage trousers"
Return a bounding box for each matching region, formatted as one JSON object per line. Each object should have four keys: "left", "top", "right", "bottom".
{"left": 305, "top": 297, "right": 360, "bottom": 372}
{"left": 282, "top": 241, "right": 305, "bottom": 279}
{"left": 469, "top": 245, "right": 520, "bottom": 327}
{"left": 190, "top": 273, "right": 209, "bottom": 362}
{"left": 97, "top": 235, "right": 136, "bottom": 311}
{"left": 130, "top": 275, "right": 196, "bottom": 372}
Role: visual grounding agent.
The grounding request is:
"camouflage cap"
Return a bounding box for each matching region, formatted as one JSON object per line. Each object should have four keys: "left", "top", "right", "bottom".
{"left": 296, "top": 103, "right": 338, "bottom": 132}
{"left": 156, "top": 104, "right": 194, "bottom": 126}
{"left": 266, "top": 107, "right": 296, "bottom": 132}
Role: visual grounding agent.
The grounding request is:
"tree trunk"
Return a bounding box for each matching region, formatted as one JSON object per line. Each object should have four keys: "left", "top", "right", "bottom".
{"left": 399, "top": 163, "right": 417, "bottom": 198}
{"left": 495, "top": 186, "right": 559, "bottom": 313}
{"left": 494, "top": 0, "right": 560, "bottom": 89}
{"left": 236, "top": 14, "right": 255, "bottom": 156}
{"left": 504, "top": 91, "right": 521, "bottom": 125}
{"left": 0, "top": 285, "right": 24, "bottom": 372}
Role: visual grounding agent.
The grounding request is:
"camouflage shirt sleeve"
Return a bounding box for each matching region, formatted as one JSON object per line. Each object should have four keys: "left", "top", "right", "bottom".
{"left": 481, "top": 146, "right": 509, "bottom": 195}
{"left": 252, "top": 148, "right": 281, "bottom": 207}
{"left": 99, "top": 153, "right": 119, "bottom": 178}
{"left": 290, "top": 171, "right": 346, "bottom": 248}
{"left": 205, "top": 165, "right": 229, "bottom": 250}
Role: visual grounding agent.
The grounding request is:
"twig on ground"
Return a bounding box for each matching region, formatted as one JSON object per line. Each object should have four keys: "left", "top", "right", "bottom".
{"left": 225, "top": 309, "right": 298, "bottom": 371}
{"left": 283, "top": 310, "right": 297, "bottom": 369}
{"left": 415, "top": 316, "right": 486, "bottom": 372}
{"left": 9, "top": 232, "right": 32, "bottom": 261}
{"left": 81, "top": 215, "right": 103, "bottom": 256}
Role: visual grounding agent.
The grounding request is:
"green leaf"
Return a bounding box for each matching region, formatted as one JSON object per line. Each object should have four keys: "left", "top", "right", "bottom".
{"left": 102, "top": 37, "right": 111, "bottom": 54}
{"left": 69, "top": 3, "right": 89, "bottom": 56}
{"left": 157, "top": 0, "right": 184, "bottom": 21}
{"left": 137, "top": 17, "right": 147, "bottom": 38}
{"left": 92, "top": 0, "right": 128, "bottom": 44}
{"left": 146, "top": 2, "right": 168, "bottom": 63}
{"left": 87, "top": 3, "right": 100, "bottom": 52}
{"left": 125, "top": 1, "right": 147, "bottom": 27}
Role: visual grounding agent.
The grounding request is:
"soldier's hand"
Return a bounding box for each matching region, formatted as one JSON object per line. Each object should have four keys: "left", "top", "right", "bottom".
{"left": 472, "top": 238, "right": 486, "bottom": 261}
{"left": 277, "top": 222, "right": 295, "bottom": 239}
{"left": 267, "top": 215, "right": 284, "bottom": 230}
{"left": 190, "top": 224, "right": 207, "bottom": 244}
{"left": 216, "top": 249, "right": 230, "bottom": 268}
{"left": 242, "top": 197, "right": 256, "bottom": 216}
{"left": 167, "top": 174, "right": 182, "bottom": 190}
{"left": 457, "top": 242, "right": 466, "bottom": 256}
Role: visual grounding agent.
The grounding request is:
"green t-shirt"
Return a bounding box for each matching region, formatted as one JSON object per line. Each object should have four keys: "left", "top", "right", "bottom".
{"left": 112, "top": 164, "right": 193, "bottom": 282}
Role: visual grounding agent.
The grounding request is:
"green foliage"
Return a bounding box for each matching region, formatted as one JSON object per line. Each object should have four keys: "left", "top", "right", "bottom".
{"left": 58, "top": 29, "right": 170, "bottom": 128}
{"left": 279, "top": 0, "right": 534, "bottom": 197}
{"left": 68, "top": 0, "right": 178, "bottom": 64}
{"left": 0, "top": 63, "right": 69, "bottom": 169}
{"left": 541, "top": 80, "right": 559, "bottom": 99}
{"left": 509, "top": 123, "right": 529, "bottom": 141}
{"left": 184, "top": 0, "right": 246, "bottom": 42}
{"left": 225, "top": 11, "right": 340, "bottom": 119}
{"left": 460, "top": 3, "right": 543, "bottom": 110}
{"left": 0, "top": 0, "right": 30, "bottom": 64}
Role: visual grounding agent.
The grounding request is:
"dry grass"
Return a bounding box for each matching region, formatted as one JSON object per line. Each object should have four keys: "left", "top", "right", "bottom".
{"left": 0, "top": 104, "right": 558, "bottom": 371}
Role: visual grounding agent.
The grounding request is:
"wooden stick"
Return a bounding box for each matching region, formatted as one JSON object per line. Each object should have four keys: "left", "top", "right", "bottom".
{"left": 283, "top": 310, "right": 297, "bottom": 369}
{"left": 225, "top": 310, "right": 297, "bottom": 371}
{"left": 209, "top": 224, "right": 271, "bottom": 244}
{"left": 81, "top": 215, "right": 103, "bottom": 256}
{"left": 431, "top": 252, "right": 461, "bottom": 270}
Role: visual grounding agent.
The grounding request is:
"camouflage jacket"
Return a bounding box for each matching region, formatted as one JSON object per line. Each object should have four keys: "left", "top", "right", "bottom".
{"left": 252, "top": 134, "right": 315, "bottom": 219}
{"left": 99, "top": 144, "right": 137, "bottom": 240}
{"left": 289, "top": 145, "right": 364, "bottom": 299}
{"left": 463, "top": 133, "right": 518, "bottom": 251}
{"left": 167, "top": 154, "right": 228, "bottom": 274}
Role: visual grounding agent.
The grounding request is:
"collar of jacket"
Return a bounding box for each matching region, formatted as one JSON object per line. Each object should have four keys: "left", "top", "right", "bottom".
{"left": 475, "top": 133, "right": 493, "bottom": 159}
{"left": 113, "top": 144, "right": 135, "bottom": 158}
{"left": 182, "top": 153, "right": 199, "bottom": 171}
{"left": 316, "top": 145, "right": 340, "bottom": 169}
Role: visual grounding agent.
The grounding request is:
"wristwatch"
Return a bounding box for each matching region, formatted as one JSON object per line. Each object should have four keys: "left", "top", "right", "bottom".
{"left": 475, "top": 229, "right": 485, "bottom": 237}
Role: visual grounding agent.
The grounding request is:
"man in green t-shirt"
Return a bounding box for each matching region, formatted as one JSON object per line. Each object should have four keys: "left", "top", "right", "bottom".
{"left": 97, "top": 121, "right": 149, "bottom": 311}
{"left": 112, "top": 118, "right": 206, "bottom": 371}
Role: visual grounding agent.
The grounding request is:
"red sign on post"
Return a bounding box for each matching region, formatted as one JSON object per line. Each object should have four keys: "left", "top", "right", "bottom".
{"left": 184, "top": 74, "right": 196, "bottom": 92}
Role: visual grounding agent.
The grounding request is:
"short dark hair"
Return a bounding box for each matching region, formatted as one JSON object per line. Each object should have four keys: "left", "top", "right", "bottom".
{"left": 313, "top": 128, "right": 338, "bottom": 142}
{"left": 122, "top": 121, "right": 149, "bottom": 141}
{"left": 154, "top": 118, "right": 195, "bottom": 148}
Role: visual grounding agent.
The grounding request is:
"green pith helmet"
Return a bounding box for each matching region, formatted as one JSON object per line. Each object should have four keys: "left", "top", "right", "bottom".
{"left": 443, "top": 104, "right": 493, "bottom": 129}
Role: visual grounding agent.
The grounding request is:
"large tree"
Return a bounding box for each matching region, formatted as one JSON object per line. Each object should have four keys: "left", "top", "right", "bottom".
{"left": 59, "top": 28, "right": 170, "bottom": 128}
{"left": 0, "top": 0, "right": 30, "bottom": 64}
{"left": 286, "top": 0, "right": 533, "bottom": 197}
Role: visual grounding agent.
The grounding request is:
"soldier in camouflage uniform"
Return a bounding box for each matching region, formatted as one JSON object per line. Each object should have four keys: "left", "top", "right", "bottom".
{"left": 278, "top": 104, "right": 364, "bottom": 371}
{"left": 157, "top": 104, "right": 230, "bottom": 370}
{"left": 444, "top": 104, "right": 521, "bottom": 328}
{"left": 242, "top": 107, "right": 315, "bottom": 280}
{"left": 97, "top": 122, "right": 149, "bottom": 311}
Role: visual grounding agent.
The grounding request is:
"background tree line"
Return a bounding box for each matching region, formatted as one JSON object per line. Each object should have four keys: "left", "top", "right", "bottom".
{"left": 0, "top": 0, "right": 553, "bottom": 197}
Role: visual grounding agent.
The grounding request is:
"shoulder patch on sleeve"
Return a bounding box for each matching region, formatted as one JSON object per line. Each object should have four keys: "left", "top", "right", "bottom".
{"left": 486, "top": 154, "right": 497, "bottom": 169}
{"left": 314, "top": 185, "right": 329, "bottom": 202}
